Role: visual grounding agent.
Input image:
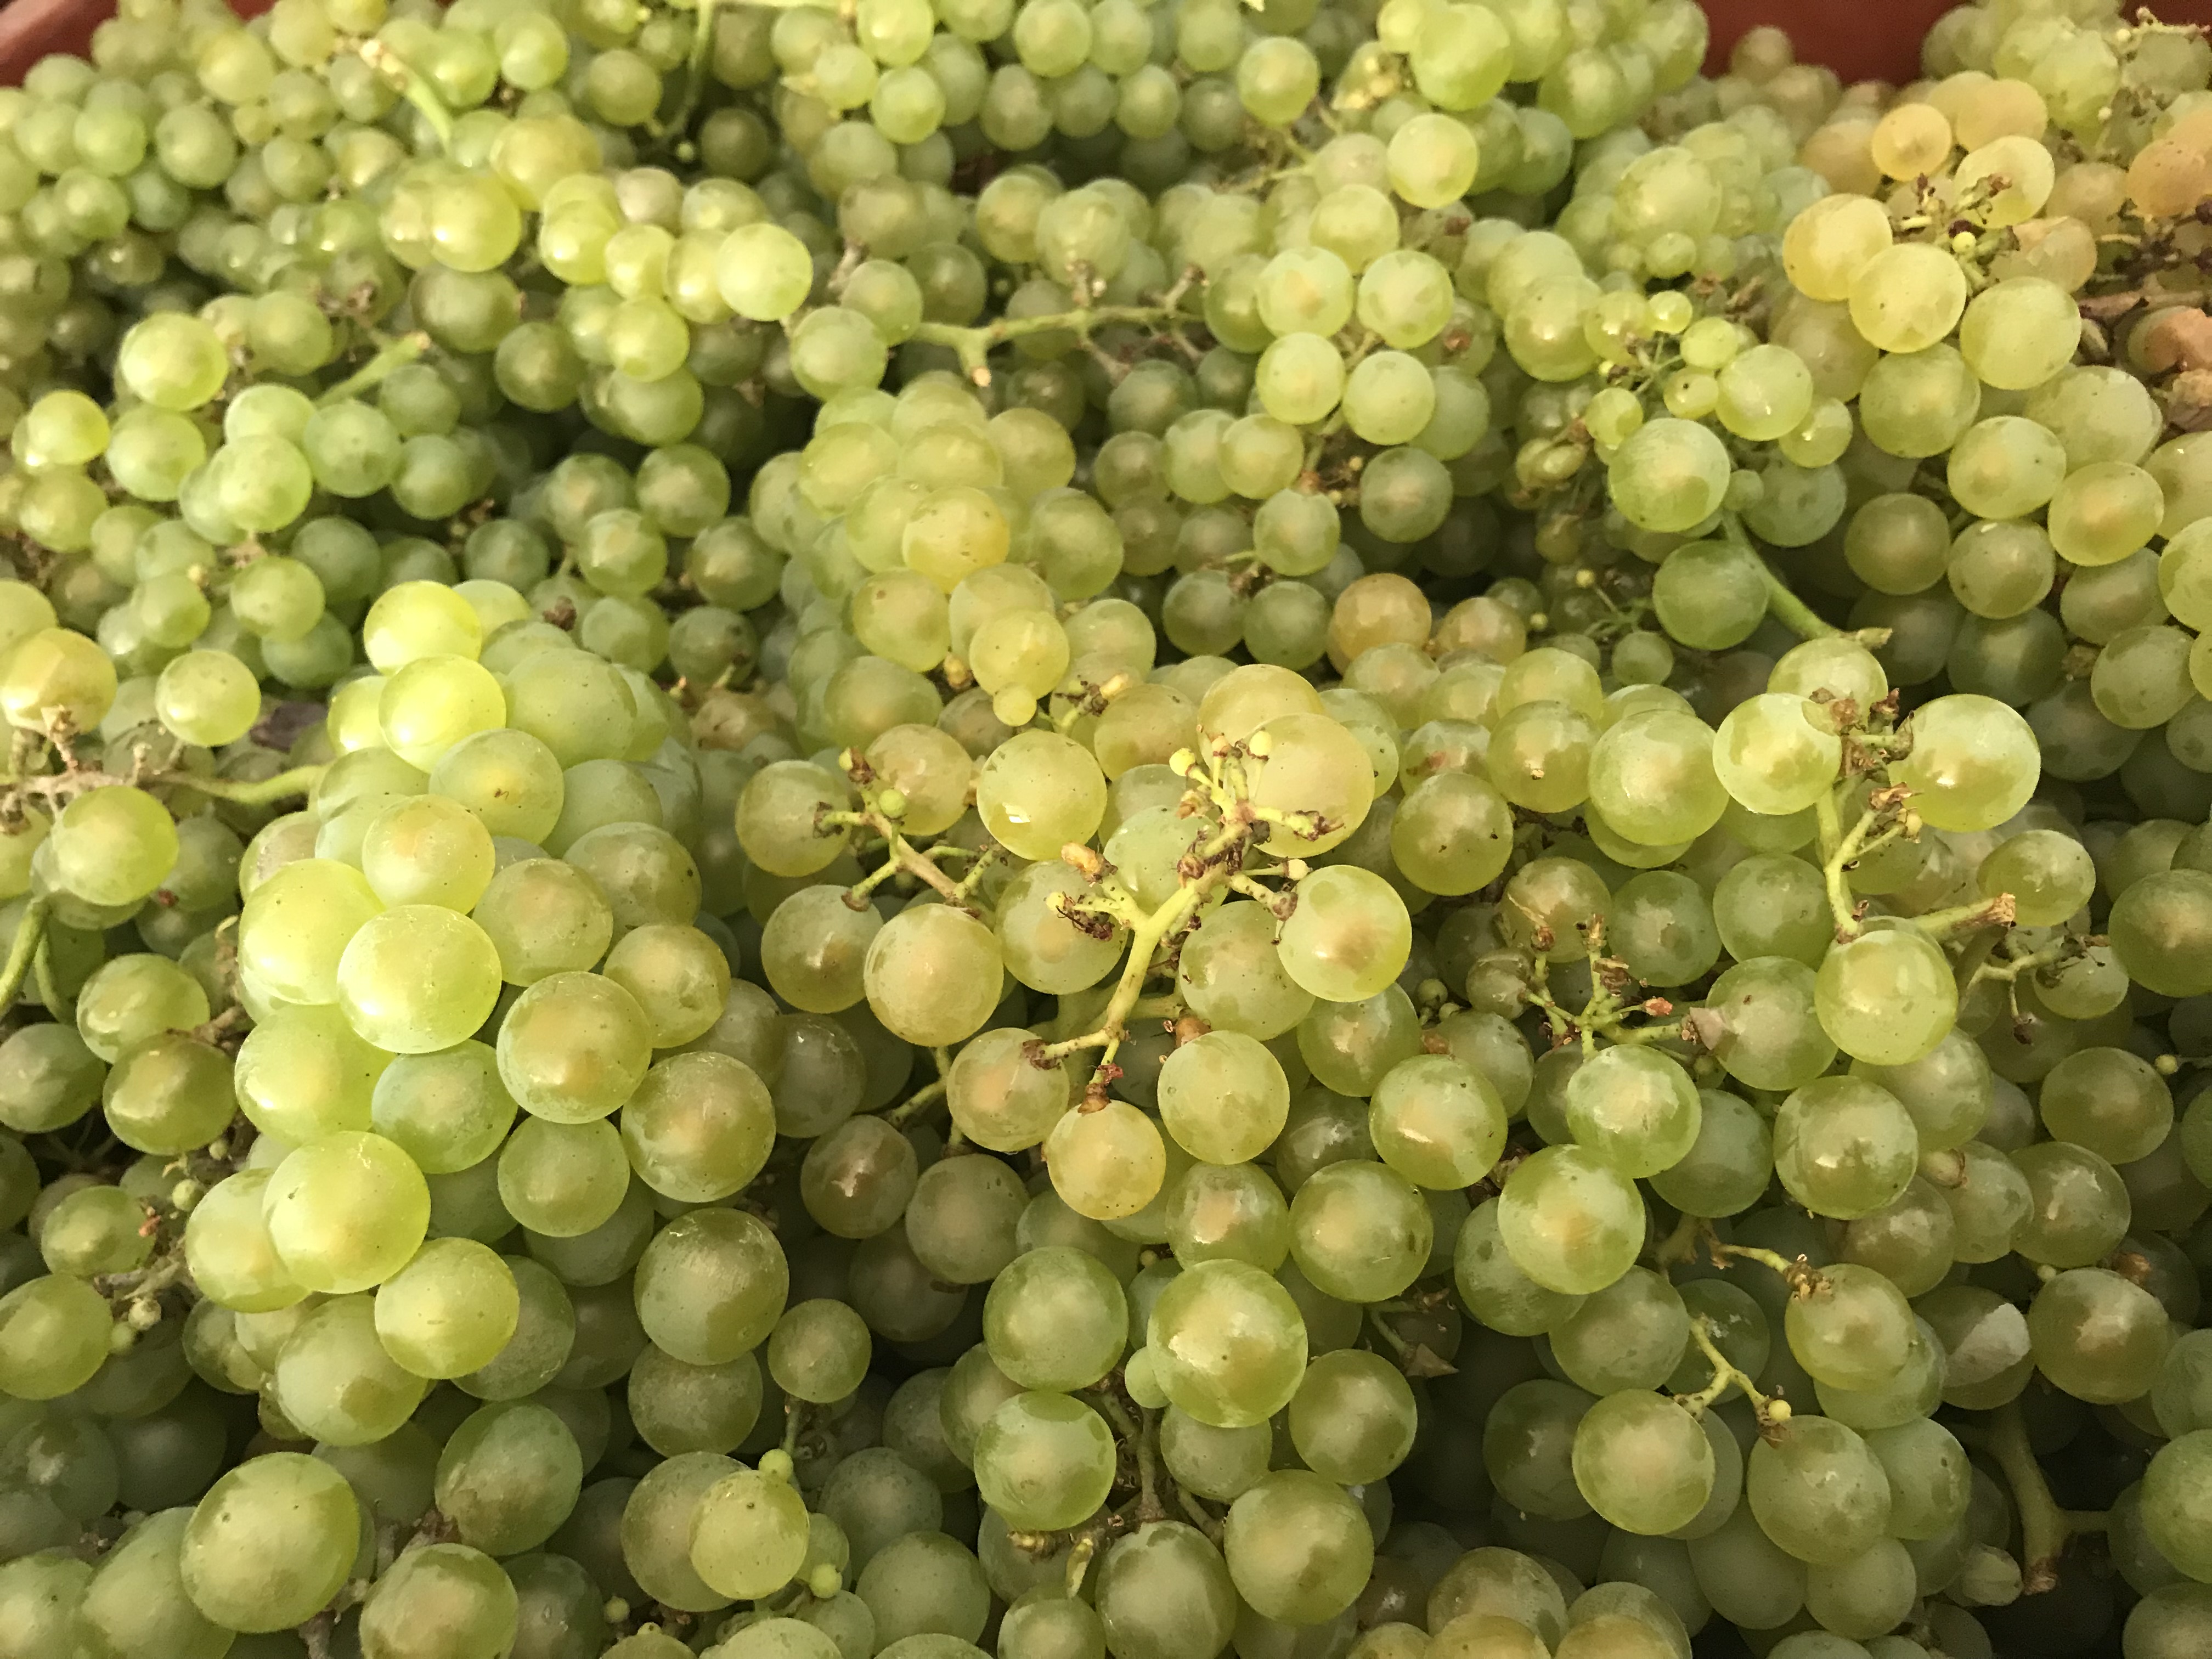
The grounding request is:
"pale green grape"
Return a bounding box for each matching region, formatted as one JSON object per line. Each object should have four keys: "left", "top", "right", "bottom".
{"left": 974, "top": 1391, "right": 1118, "bottom": 1532}
{"left": 1773, "top": 1076, "right": 1918, "bottom": 1220}
{"left": 238, "top": 857, "right": 383, "bottom": 1005}
{"left": 374, "top": 1237, "right": 520, "bottom": 1380}
{"left": 498, "top": 1116, "right": 630, "bottom": 1237}
{"left": 863, "top": 903, "right": 1003, "bottom": 1048}
{"left": 1274, "top": 866, "right": 1411, "bottom": 1003}
{"left": 1813, "top": 927, "right": 1956, "bottom": 1066}
{"left": 1497, "top": 1146, "right": 1644, "bottom": 1295}
{"left": 336, "top": 904, "right": 503, "bottom": 1053}
{"left": 1157, "top": 1031, "right": 1289, "bottom": 1165}
{"left": 180, "top": 1454, "right": 360, "bottom": 1632}
{"left": 1564, "top": 1046, "right": 1702, "bottom": 1178}
{"left": 1146, "top": 1259, "right": 1306, "bottom": 1429}
{"left": 1712, "top": 694, "right": 1841, "bottom": 815}
{"left": 182, "top": 1169, "right": 303, "bottom": 1314}
{"left": 622, "top": 1051, "right": 776, "bottom": 1203}
{"left": 263, "top": 1131, "right": 430, "bottom": 1294}
{"left": 496, "top": 971, "right": 654, "bottom": 1124}
{"left": 975, "top": 730, "right": 1106, "bottom": 863}
{"left": 1745, "top": 1417, "right": 1892, "bottom": 1566}
{"left": 1288, "top": 1159, "right": 1431, "bottom": 1303}
{"left": 0, "top": 1272, "right": 112, "bottom": 1400}
{"left": 1571, "top": 1390, "right": 1714, "bottom": 1537}
{"left": 270, "top": 1292, "right": 427, "bottom": 1445}
{"left": 1368, "top": 1053, "right": 1505, "bottom": 1189}
{"left": 634, "top": 1208, "right": 788, "bottom": 1366}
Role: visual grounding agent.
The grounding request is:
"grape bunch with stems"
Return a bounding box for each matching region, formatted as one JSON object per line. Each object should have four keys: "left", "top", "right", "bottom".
{"left": 5, "top": 0, "right": 2212, "bottom": 1657}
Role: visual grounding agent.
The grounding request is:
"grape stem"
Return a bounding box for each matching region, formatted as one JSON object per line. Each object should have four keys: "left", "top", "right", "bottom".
{"left": 1708, "top": 1240, "right": 1829, "bottom": 1299}
{"left": 653, "top": 0, "right": 721, "bottom": 142}
{"left": 1721, "top": 515, "right": 1894, "bottom": 649}
{"left": 1034, "top": 737, "right": 1309, "bottom": 1090}
{"left": 317, "top": 332, "right": 432, "bottom": 407}
{"left": 827, "top": 751, "right": 989, "bottom": 914}
{"left": 1821, "top": 806, "right": 1883, "bottom": 939}
{"left": 880, "top": 1048, "right": 953, "bottom": 1128}
{"left": 1671, "top": 1315, "right": 1792, "bottom": 1430}
{"left": 1987, "top": 1400, "right": 2109, "bottom": 1594}
{"left": 1520, "top": 926, "right": 1683, "bottom": 1054}
{"left": 1719, "top": 514, "right": 1838, "bottom": 641}
{"left": 1967, "top": 934, "right": 2084, "bottom": 991}
{"left": 357, "top": 41, "right": 455, "bottom": 155}
{"left": 1909, "top": 891, "right": 2017, "bottom": 941}
{"left": 910, "top": 304, "right": 1190, "bottom": 385}
{"left": 1092, "top": 1392, "right": 1169, "bottom": 1524}
{"left": 0, "top": 894, "right": 49, "bottom": 1018}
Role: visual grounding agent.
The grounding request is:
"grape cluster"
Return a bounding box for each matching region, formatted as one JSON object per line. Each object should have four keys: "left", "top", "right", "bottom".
{"left": 0, "top": 0, "right": 2210, "bottom": 1656}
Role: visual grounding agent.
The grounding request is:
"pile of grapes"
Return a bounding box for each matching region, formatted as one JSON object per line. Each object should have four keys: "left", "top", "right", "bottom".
{"left": 8, "top": 0, "right": 2212, "bottom": 1653}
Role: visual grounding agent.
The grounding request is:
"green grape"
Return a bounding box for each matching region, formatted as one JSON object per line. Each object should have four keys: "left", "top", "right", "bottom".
{"left": 634, "top": 1207, "right": 788, "bottom": 1366}
{"left": 2112, "top": 868, "right": 2212, "bottom": 996}
{"left": 115, "top": 313, "right": 230, "bottom": 411}
{"left": 621, "top": 1051, "right": 775, "bottom": 1203}
{"left": 38, "top": 1183, "right": 149, "bottom": 1279}
{"left": 2038, "top": 1046, "right": 2172, "bottom": 1165}
{"left": 1273, "top": 865, "right": 1411, "bottom": 1002}
{"left": 1780, "top": 1260, "right": 1915, "bottom": 1392}
{"left": 979, "top": 1244, "right": 1122, "bottom": 1392}
{"left": 2027, "top": 1266, "right": 2171, "bottom": 1404}
{"left": 182, "top": 1168, "right": 301, "bottom": 1313}
{"left": 943, "top": 1029, "right": 1067, "bottom": 1153}
{"left": 1367, "top": 1053, "right": 1505, "bottom": 1189}
{"left": 1158, "top": 1159, "right": 1288, "bottom": 1271}
{"left": 1564, "top": 1046, "right": 1701, "bottom": 1179}
{"left": 1146, "top": 1259, "right": 1305, "bottom": 1429}
{"left": 357, "top": 1543, "right": 518, "bottom": 1659}
{"left": 1745, "top": 1415, "right": 1892, "bottom": 1566}
{"left": 1154, "top": 1030, "right": 1288, "bottom": 1165}
{"left": 1977, "top": 828, "right": 2095, "bottom": 926}
{"left": 336, "top": 903, "right": 502, "bottom": 1053}
{"left": 1497, "top": 1146, "right": 1644, "bottom": 1295}
{"left": 1702, "top": 956, "right": 1837, "bottom": 1092}
{"left": 238, "top": 856, "right": 383, "bottom": 1005}
{"left": 180, "top": 1453, "right": 360, "bottom": 1632}
{"left": 1391, "top": 771, "right": 1514, "bottom": 896}
{"left": 1712, "top": 693, "right": 1842, "bottom": 815}
{"left": 1813, "top": 927, "right": 1956, "bottom": 1066}
{"left": 1176, "top": 901, "right": 1316, "bottom": 1040}
{"left": 2142, "top": 1431, "right": 2212, "bottom": 1582}
{"left": 974, "top": 1390, "right": 1117, "bottom": 1532}
{"left": 270, "top": 1293, "right": 428, "bottom": 1445}
{"left": 1571, "top": 1389, "right": 1715, "bottom": 1537}
{"left": 373, "top": 1237, "right": 520, "bottom": 1380}
{"left": 1288, "top": 1159, "right": 1430, "bottom": 1302}
{"left": 75, "top": 953, "right": 208, "bottom": 1064}
{"left": 854, "top": 1529, "right": 989, "bottom": 1647}
{"left": 1773, "top": 1075, "right": 1918, "bottom": 1220}
{"left": 473, "top": 860, "right": 615, "bottom": 986}
{"left": 360, "top": 794, "right": 495, "bottom": 912}
{"left": 0, "top": 1273, "right": 112, "bottom": 1400}
{"left": 498, "top": 1116, "right": 631, "bottom": 1238}
{"left": 496, "top": 971, "right": 654, "bottom": 1123}
{"left": 1220, "top": 1469, "right": 1375, "bottom": 1635}
{"left": 99, "top": 1031, "right": 233, "bottom": 1155}
{"left": 264, "top": 1131, "right": 430, "bottom": 1293}
{"left": 49, "top": 784, "right": 176, "bottom": 907}
{"left": 1607, "top": 419, "right": 1730, "bottom": 534}
{"left": 857, "top": 901, "right": 1002, "bottom": 1048}
{"left": 997, "top": 862, "right": 1124, "bottom": 996}
{"left": 0, "top": 1021, "right": 104, "bottom": 1133}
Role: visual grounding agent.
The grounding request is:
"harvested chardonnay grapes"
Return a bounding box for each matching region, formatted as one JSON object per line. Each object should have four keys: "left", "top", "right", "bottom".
{"left": 0, "top": 0, "right": 2209, "bottom": 1655}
